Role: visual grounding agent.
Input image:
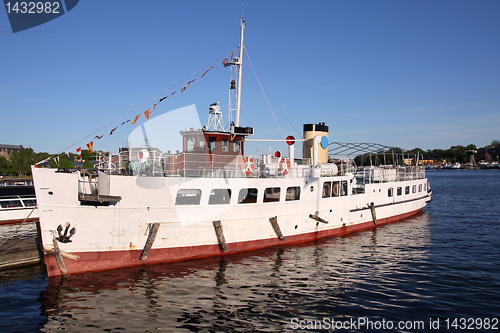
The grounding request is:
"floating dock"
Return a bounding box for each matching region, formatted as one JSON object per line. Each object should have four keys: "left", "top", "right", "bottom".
{"left": 0, "top": 236, "right": 40, "bottom": 270}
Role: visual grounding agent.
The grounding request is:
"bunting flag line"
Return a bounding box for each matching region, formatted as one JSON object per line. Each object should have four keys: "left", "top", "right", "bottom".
{"left": 84, "top": 59, "right": 219, "bottom": 145}
{"left": 87, "top": 141, "right": 94, "bottom": 154}
{"left": 65, "top": 153, "right": 71, "bottom": 162}
{"left": 131, "top": 114, "right": 141, "bottom": 125}
{"left": 76, "top": 147, "right": 82, "bottom": 157}
{"left": 159, "top": 91, "right": 177, "bottom": 103}
{"left": 201, "top": 64, "right": 217, "bottom": 78}
{"left": 181, "top": 79, "right": 196, "bottom": 94}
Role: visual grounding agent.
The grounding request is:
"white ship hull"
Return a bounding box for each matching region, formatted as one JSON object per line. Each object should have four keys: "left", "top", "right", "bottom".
{"left": 33, "top": 167, "right": 430, "bottom": 277}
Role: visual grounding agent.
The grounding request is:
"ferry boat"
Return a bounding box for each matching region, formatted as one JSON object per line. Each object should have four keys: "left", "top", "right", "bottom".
{"left": 0, "top": 184, "right": 38, "bottom": 225}
{"left": 32, "top": 20, "right": 432, "bottom": 278}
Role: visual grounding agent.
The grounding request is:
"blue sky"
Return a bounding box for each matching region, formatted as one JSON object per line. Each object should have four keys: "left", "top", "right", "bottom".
{"left": 1, "top": 0, "right": 499, "bottom": 157}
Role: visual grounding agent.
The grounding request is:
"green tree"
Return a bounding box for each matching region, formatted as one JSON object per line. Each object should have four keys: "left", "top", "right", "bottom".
{"left": 10, "top": 148, "right": 36, "bottom": 176}
{"left": 491, "top": 140, "right": 500, "bottom": 147}
{"left": 0, "top": 156, "right": 13, "bottom": 176}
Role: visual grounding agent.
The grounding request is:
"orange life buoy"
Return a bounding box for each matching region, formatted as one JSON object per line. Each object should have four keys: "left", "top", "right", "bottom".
{"left": 242, "top": 157, "right": 254, "bottom": 175}
{"left": 279, "top": 158, "right": 290, "bottom": 175}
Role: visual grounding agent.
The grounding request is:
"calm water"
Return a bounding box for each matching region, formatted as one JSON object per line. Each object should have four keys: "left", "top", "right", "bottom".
{"left": 0, "top": 170, "right": 499, "bottom": 332}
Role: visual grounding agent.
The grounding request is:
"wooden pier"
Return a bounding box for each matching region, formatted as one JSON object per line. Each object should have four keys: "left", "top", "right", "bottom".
{"left": 0, "top": 236, "right": 41, "bottom": 270}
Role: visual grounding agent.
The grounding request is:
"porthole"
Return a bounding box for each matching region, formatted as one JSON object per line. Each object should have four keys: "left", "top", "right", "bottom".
{"left": 310, "top": 186, "right": 314, "bottom": 192}
{"left": 48, "top": 191, "right": 53, "bottom": 195}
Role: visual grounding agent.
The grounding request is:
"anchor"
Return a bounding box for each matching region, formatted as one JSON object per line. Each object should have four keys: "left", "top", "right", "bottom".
{"left": 56, "top": 222, "right": 76, "bottom": 243}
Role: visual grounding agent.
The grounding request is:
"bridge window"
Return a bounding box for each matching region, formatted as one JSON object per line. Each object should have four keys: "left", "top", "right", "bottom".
{"left": 238, "top": 188, "right": 258, "bottom": 204}
{"left": 412, "top": 185, "right": 417, "bottom": 193}
{"left": 233, "top": 139, "right": 241, "bottom": 153}
{"left": 208, "top": 137, "right": 216, "bottom": 152}
{"left": 388, "top": 188, "right": 394, "bottom": 197}
{"left": 405, "top": 186, "right": 410, "bottom": 195}
{"left": 175, "top": 189, "right": 202, "bottom": 205}
{"left": 222, "top": 139, "right": 229, "bottom": 152}
{"left": 397, "top": 187, "right": 402, "bottom": 196}
{"left": 286, "top": 186, "right": 301, "bottom": 201}
{"left": 209, "top": 189, "right": 231, "bottom": 205}
{"left": 418, "top": 184, "right": 422, "bottom": 192}
{"left": 263, "top": 187, "right": 281, "bottom": 203}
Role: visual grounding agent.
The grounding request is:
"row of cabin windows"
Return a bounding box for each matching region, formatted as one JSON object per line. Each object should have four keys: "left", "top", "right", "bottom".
{"left": 0, "top": 198, "right": 36, "bottom": 209}
{"left": 207, "top": 137, "right": 241, "bottom": 153}
{"left": 175, "top": 186, "right": 301, "bottom": 205}
{"left": 388, "top": 183, "right": 426, "bottom": 197}
{"left": 322, "top": 181, "right": 348, "bottom": 198}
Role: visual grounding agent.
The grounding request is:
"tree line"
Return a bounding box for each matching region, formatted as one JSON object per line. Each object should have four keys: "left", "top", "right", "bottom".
{"left": 0, "top": 148, "right": 95, "bottom": 177}
{"left": 353, "top": 141, "right": 500, "bottom": 166}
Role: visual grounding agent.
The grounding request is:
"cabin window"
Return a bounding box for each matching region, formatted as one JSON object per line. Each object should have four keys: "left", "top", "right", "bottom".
{"left": 286, "top": 186, "right": 301, "bottom": 201}
{"left": 233, "top": 139, "right": 241, "bottom": 153}
{"left": 209, "top": 189, "right": 231, "bottom": 205}
{"left": 175, "top": 189, "right": 202, "bottom": 205}
{"left": 412, "top": 185, "right": 417, "bottom": 193}
{"left": 388, "top": 188, "right": 394, "bottom": 197}
{"left": 222, "top": 139, "right": 229, "bottom": 152}
{"left": 322, "top": 181, "right": 331, "bottom": 198}
{"left": 405, "top": 186, "right": 410, "bottom": 195}
{"left": 0, "top": 200, "right": 22, "bottom": 208}
{"left": 332, "top": 181, "right": 340, "bottom": 197}
{"left": 238, "top": 188, "right": 258, "bottom": 204}
{"left": 263, "top": 187, "right": 281, "bottom": 203}
{"left": 341, "top": 180, "right": 348, "bottom": 196}
{"left": 22, "top": 199, "right": 36, "bottom": 207}
{"left": 418, "top": 184, "right": 422, "bottom": 192}
{"left": 187, "top": 137, "right": 196, "bottom": 152}
{"left": 397, "top": 187, "right": 402, "bottom": 196}
{"left": 200, "top": 140, "right": 205, "bottom": 150}
{"left": 208, "top": 137, "right": 216, "bottom": 152}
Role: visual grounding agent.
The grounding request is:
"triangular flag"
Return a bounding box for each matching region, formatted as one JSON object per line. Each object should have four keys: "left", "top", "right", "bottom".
{"left": 222, "top": 58, "right": 229, "bottom": 67}
{"left": 65, "top": 153, "right": 71, "bottom": 162}
{"left": 131, "top": 114, "right": 140, "bottom": 125}
{"left": 110, "top": 126, "right": 119, "bottom": 135}
{"left": 94, "top": 134, "right": 104, "bottom": 140}
{"left": 87, "top": 141, "right": 94, "bottom": 154}
{"left": 120, "top": 120, "right": 130, "bottom": 126}
{"left": 54, "top": 156, "right": 59, "bottom": 166}
{"left": 144, "top": 109, "right": 151, "bottom": 119}
{"left": 181, "top": 79, "right": 196, "bottom": 94}
{"left": 201, "top": 64, "right": 216, "bottom": 78}
{"left": 76, "top": 147, "right": 82, "bottom": 157}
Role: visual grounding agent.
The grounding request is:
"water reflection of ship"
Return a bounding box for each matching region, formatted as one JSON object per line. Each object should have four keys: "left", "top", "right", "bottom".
{"left": 40, "top": 212, "right": 431, "bottom": 331}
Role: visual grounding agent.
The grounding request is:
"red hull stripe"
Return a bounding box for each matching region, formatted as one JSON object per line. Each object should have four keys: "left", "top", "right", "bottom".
{"left": 44, "top": 208, "right": 423, "bottom": 277}
{"left": 0, "top": 217, "right": 38, "bottom": 226}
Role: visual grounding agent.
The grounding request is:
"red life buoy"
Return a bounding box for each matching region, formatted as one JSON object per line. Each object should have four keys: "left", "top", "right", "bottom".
{"left": 279, "top": 158, "right": 290, "bottom": 175}
{"left": 242, "top": 157, "right": 255, "bottom": 175}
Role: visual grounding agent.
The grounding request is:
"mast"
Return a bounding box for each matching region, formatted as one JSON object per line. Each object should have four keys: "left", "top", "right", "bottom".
{"left": 235, "top": 19, "right": 245, "bottom": 127}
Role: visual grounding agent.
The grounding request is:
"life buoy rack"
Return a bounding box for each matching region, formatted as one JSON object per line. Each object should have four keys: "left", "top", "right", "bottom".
{"left": 279, "top": 158, "right": 291, "bottom": 175}
{"left": 242, "top": 157, "right": 255, "bottom": 175}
